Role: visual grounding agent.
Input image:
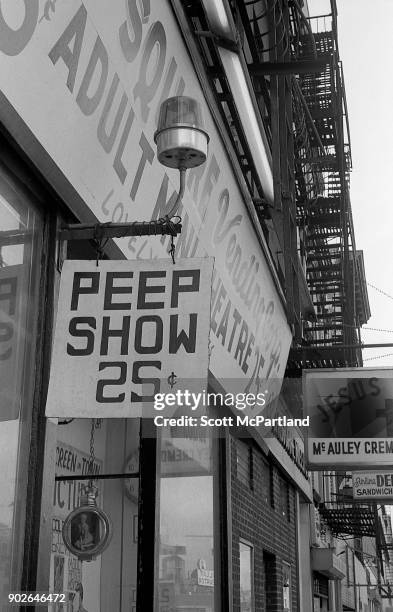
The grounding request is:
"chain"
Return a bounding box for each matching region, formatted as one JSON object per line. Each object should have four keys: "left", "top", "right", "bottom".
{"left": 88, "top": 418, "right": 101, "bottom": 486}
{"left": 169, "top": 234, "right": 176, "bottom": 264}
{"left": 167, "top": 215, "right": 181, "bottom": 264}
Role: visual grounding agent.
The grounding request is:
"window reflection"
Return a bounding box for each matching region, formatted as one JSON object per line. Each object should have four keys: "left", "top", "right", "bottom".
{"left": 157, "top": 432, "right": 215, "bottom": 611}
{"left": 240, "top": 541, "right": 253, "bottom": 612}
{"left": 0, "top": 167, "right": 42, "bottom": 599}
{"left": 52, "top": 418, "right": 140, "bottom": 611}
{"left": 283, "top": 562, "right": 292, "bottom": 612}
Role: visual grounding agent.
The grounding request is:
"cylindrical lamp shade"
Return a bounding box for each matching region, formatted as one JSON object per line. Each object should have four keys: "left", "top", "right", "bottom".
{"left": 154, "top": 96, "right": 209, "bottom": 169}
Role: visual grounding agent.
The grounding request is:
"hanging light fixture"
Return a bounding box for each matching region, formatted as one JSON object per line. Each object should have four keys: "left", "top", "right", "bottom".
{"left": 61, "top": 96, "right": 209, "bottom": 242}
{"left": 154, "top": 96, "right": 209, "bottom": 222}
{"left": 154, "top": 95, "right": 209, "bottom": 170}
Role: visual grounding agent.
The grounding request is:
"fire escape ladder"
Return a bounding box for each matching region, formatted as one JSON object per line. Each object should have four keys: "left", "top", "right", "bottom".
{"left": 236, "top": 0, "right": 311, "bottom": 339}
{"left": 286, "top": 5, "right": 362, "bottom": 374}
{"left": 178, "top": 0, "right": 363, "bottom": 367}
{"left": 269, "top": 0, "right": 302, "bottom": 339}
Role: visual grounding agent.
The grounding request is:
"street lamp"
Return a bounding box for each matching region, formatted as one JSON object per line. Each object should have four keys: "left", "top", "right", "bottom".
{"left": 60, "top": 96, "right": 209, "bottom": 242}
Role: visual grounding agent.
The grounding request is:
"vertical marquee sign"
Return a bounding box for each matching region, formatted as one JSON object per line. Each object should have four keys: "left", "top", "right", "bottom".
{"left": 304, "top": 368, "right": 393, "bottom": 470}
{"left": 46, "top": 258, "right": 213, "bottom": 418}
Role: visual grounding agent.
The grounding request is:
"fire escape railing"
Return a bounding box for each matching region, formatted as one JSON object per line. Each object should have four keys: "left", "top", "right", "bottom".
{"left": 178, "top": 0, "right": 364, "bottom": 369}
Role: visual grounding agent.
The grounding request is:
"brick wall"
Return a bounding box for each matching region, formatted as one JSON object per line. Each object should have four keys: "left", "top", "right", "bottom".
{"left": 231, "top": 437, "right": 299, "bottom": 611}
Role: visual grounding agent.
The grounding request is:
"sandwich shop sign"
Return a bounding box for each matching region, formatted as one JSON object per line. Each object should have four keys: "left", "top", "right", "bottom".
{"left": 45, "top": 258, "right": 213, "bottom": 417}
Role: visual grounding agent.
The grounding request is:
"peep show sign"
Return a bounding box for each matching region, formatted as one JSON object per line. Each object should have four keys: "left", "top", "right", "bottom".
{"left": 45, "top": 258, "right": 213, "bottom": 418}
{"left": 304, "top": 368, "right": 393, "bottom": 470}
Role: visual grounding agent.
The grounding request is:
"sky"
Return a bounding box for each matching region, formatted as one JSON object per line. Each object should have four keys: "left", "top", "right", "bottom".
{"left": 308, "top": 0, "right": 393, "bottom": 367}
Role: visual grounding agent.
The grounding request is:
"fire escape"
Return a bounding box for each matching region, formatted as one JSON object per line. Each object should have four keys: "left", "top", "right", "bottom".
{"left": 289, "top": 5, "right": 364, "bottom": 372}
{"left": 233, "top": 0, "right": 368, "bottom": 369}
{"left": 241, "top": 0, "right": 369, "bottom": 371}
{"left": 290, "top": 3, "right": 370, "bottom": 371}
{"left": 177, "top": 0, "right": 369, "bottom": 364}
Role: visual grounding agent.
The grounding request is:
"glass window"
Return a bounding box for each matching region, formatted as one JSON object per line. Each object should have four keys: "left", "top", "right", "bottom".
{"left": 269, "top": 465, "right": 275, "bottom": 509}
{"left": 236, "top": 439, "right": 253, "bottom": 490}
{"left": 156, "top": 428, "right": 215, "bottom": 611}
{"left": 50, "top": 417, "right": 140, "bottom": 611}
{"left": 278, "top": 475, "right": 290, "bottom": 520}
{"left": 254, "top": 450, "right": 270, "bottom": 505}
{"left": 0, "top": 163, "right": 43, "bottom": 597}
{"left": 240, "top": 541, "right": 253, "bottom": 612}
{"left": 263, "top": 551, "right": 276, "bottom": 611}
{"left": 283, "top": 562, "right": 291, "bottom": 612}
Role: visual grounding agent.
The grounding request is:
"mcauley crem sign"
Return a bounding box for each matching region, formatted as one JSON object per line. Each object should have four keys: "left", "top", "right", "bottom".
{"left": 45, "top": 259, "right": 213, "bottom": 417}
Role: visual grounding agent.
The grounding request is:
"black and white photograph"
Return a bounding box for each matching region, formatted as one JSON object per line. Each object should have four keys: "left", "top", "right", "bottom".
{"left": 70, "top": 511, "right": 99, "bottom": 552}
{"left": 0, "top": 0, "right": 393, "bottom": 610}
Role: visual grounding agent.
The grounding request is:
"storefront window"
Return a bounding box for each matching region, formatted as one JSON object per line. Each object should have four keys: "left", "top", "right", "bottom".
{"left": 156, "top": 429, "right": 215, "bottom": 611}
{"left": 51, "top": 418, "right": 140, "bottom": 610}
{"left": 313, "top": 572, "right": 329, "bottom": 612}
{"left": 283, "top": 561, "right": 291, "bottom": 612}
{"left": 240, "top": 540, "right": 253, "bottom": 612}
{"left": 0, "top": 164, "right": 43, "bottom": 598}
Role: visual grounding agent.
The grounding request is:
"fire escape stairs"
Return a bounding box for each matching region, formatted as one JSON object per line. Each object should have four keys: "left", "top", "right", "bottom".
{"left": 287, "top": 18, "right": 360, "bottom": 373}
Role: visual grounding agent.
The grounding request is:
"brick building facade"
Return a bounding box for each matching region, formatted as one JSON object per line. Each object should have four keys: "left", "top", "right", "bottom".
{"left": 231, "top": 437, "right": 299, "bottom": 611}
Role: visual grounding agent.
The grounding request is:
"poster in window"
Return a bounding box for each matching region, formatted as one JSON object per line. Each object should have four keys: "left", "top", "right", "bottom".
{"left": 283, "top": 562, "right": 291, "bottom": 612}
{"left": 0, "top": 265, "right": 27, "bottom": 421}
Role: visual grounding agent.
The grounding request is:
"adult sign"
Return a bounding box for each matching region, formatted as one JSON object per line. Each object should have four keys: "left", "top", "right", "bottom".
{"left": 0, "top": 0, "right": 292, "bottom": 399}
{"left": 304, "top": 368, "right": 393, "bottom": 470}
{"left": 45, "top": 258, "right": 213, "bottom": 417}
{"left": 353, "top": 471, "right": 393, "bottom": 501}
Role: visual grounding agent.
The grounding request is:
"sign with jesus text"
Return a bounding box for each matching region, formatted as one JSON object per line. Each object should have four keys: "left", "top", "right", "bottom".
{"left": 304, "top": 368, "right": 393, "bottom": 470}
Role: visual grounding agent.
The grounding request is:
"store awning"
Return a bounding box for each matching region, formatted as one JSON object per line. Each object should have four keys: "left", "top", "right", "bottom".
{"left": 319, "top": 506, "right": 376, "bottom": 538}
{"left": 311, "top": 547, "right": 346, "bottom": 579}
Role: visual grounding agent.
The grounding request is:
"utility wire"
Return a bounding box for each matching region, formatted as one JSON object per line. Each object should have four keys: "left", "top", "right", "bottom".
{"left": 363, "top": 327, "right": 393, "bottom": 333}
{"left": 341, "top": 323, "right": 393, "bottom": 333}
{"left": 363, "top": 353, "right": 393, "bottom": 362}
{"left": 367, "top": 282, "right": 393, "bottom": 302}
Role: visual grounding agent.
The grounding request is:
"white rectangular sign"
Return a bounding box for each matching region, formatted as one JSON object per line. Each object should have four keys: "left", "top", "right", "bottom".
{"left": 304, "top": 368, "right": 393, "bottom": 470}
{"left": 197, "top": 569, "right": 214, "bottom": 588}
{"left": 308, "top": 438, "right": 393, "bottom": 468}
{"left": 46, "top": 258, "right": 213, "bottom": 417}
{"left": 353, "top": 470, "right": 393, "bottom": 500}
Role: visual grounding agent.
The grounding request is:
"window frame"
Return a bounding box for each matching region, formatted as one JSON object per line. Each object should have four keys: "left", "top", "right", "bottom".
{"left": 282, "top": 560, "right": 292, "bottom": 612}
{"left": 0, "top": 141, "right": 56, "bottom": 594}
{"left": 239, "top": 538, "right": 255, "bottom": 612}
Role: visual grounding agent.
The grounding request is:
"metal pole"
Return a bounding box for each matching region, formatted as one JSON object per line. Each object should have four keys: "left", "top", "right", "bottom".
{"left": 293, "top": 343, "right": 393, "bottom": 350}
{"left": 375, "top": 504, "right": 382, "bottom": 596}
